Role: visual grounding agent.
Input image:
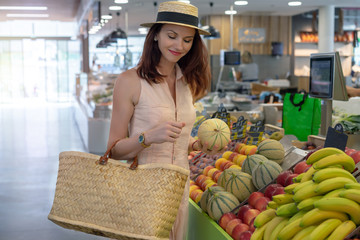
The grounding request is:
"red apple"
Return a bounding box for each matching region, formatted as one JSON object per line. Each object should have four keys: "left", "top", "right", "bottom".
{"left": 248, "top": 192, "right": 265, "bottom": 208}
{"left": 276, "top": 170, "right": 293, "bottom": 186}
{"left": 293, "top": 161, "right": 311, "bottom": 174}
{"left": 243, "top": 209, "right": 260, "bottom": 225}
{"left": 248, "top": 218, "right": 256, "bottom": 232}
{"left": 350, "top": 151, "right": 360, "bottom": 164}
{"left": 264, "top": 184, "right": 283, "bottom": 199}
{"left": 219, "top": 212, "right": 238, "bottom": 230}
{"left": 231, "top": 223, "right": 250, "bottom": 239}
{"left": 254, "top": 197, "right": 271, "bottom": 211}
{"left": 237, "top": 204, "right": 253, "bottom": 221}
{"left": 237, "top": 231, "right": 252, "bottom": 240}
{"left": 271, "top": 187, "right": 285, "bottom": 198}
{"left": 284, "top": 173, "right": 299, "bottom": 186}
{"left": 345, "top": 148, "right": 357, "bottom": 156}
{"left": 226, "top": 218, "right": 243, "bottom": 236}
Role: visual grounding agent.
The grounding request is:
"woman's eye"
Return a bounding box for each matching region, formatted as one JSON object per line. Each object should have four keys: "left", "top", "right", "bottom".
{"left": 184, "top": 39, "right": 192, "bottom": 43}
{"left": 168, "top": 35, "right": 176, "bottom": 39}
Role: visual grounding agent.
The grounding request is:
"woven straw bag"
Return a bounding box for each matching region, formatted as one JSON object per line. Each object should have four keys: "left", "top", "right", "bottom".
{"left": 48, "top": 141, "right": 189, "bottom": 240}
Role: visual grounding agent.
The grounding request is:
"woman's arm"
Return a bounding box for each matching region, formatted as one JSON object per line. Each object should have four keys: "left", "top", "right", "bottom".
{"left": 346, "top": 86, "right": 360, "bottom": 98}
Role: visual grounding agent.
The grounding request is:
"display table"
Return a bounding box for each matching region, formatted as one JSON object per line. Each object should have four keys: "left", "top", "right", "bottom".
{"left": 187, "top": 199, "right": 232, "bottom": 240}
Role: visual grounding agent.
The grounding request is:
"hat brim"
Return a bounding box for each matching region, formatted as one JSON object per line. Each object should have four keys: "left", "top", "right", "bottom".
{"left": 140, "top": 22, "right": 211, "bottom": 36}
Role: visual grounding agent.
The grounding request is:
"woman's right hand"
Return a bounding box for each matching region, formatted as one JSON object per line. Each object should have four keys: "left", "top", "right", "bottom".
{"left": 145, "top": 121, "right": 186, "bottom": 144}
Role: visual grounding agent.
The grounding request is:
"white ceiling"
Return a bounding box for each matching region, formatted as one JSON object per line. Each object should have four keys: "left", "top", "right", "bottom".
{"left": 0, "top": 0, "right": 359, "bottom": 36}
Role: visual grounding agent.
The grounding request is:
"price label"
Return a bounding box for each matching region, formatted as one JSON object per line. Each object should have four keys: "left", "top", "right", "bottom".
{"left": 247, "top": 122, "right": 265, "bottom": 146}
{"left": 231, "top": 116, "right": 247, "bottom": 140}
{"left": 212, "top": 104, "right": 231, "bottom": 127}
{"left": 324, "top": 124, "right": 348, "bottom": 151}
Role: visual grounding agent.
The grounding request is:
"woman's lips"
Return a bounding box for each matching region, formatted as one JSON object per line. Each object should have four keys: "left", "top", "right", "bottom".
{"left": 169, "top": 50, "right": 181, "bottom": 56}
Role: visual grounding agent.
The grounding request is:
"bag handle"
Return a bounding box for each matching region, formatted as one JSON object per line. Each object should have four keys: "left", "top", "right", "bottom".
{"left": 98, "top": 139, "right": 139, "bottom": 170}
{"left": 289, "top": 90, "right": 307, "bottom": 111}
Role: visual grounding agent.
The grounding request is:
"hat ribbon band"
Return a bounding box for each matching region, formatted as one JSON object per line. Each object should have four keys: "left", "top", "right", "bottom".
{"left": 156, "top": 11, "right": 199, "bottom": 28}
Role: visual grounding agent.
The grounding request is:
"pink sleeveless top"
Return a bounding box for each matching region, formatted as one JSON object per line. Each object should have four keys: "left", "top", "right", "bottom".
{"left": 129, "top": 65, "right": 196, "bottom": 169}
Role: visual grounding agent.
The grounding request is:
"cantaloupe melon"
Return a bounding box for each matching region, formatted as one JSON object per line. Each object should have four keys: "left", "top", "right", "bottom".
{"left": 197, "top": 118, "right": 230, "bottom": 151}
{"left": 225, "top": 172, "right": 256, "bottom": 202}
{"left": 199, "top": 185, "right": 225, "bottom": 212}
{"left": 241, "top": 154, "right": 268, "bottom": 175}
{"left": 218, "top": 168, "right": 243, "bottom": 187}
{"left": 252, "top": 160, "right": 283, "bottom": 190}
{"left": 257, "top": 139, "right": 285, "bottom": 164}
{"left": 207, "top": 191, "right": 240, "bottom": 221}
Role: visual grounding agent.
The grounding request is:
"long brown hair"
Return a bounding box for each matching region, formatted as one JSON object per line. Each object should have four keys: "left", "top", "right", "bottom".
{"left": 137, "top": 24, "right": 210, "bottom": 100}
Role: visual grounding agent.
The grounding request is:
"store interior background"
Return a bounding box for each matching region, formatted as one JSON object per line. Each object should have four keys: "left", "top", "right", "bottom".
{"left": 1, "top": 0, "right": 360, "bottom": 239}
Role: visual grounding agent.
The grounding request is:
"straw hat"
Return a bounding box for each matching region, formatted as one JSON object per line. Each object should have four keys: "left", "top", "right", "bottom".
{"left": 140, "top": 1, "right": 210, "bottom": 35}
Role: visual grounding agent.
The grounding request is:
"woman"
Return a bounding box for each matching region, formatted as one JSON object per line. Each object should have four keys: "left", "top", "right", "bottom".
{"left": 236, "top": 51, "right": 259, "bottom": 82}
{"left": 107, "top": 1, "right": 225, "bottom": 239}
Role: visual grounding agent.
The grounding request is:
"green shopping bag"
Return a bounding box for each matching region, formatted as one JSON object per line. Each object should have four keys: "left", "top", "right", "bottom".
{"left": 282, "top": 91, "right": 321, "bottom": 141}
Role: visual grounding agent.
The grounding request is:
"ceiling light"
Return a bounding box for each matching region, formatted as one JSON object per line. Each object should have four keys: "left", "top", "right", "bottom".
{"left": 109, "top": 6, "right": 122, "bottom": 11}
{"left": 288, "top": 1, "right": 302, "bottom": 6}
{"left": 178, "top": 0, "right": 190, "bottom": 3}
{"left": 6, "top": 13, "right": 49, "bottom": 18}
{"left": 225, "top": 10, "right": 237, "bottom": 15}
{"left": 234, "top": 1, "right": 248, "bottom": 6}
{"left": 101, "top": 14, "right": 112, "bottom": 20}
{"left": 0, "top": 6, "right": 47, "bottom": 10}
{"left": 114, "top": 0, "right": 128, "bottom": 3}
{"left": 138, "top": 27, "right": 148, "bottom": 34}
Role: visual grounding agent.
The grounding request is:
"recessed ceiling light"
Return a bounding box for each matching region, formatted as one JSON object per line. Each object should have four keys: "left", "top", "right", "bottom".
{"left": 101, "top": 14, "right": 112, "bottom": 20}
{"left": 6, "top": 13, "right": 49, "bottom": 17}
{"left": 288, "top": 1, "right": 302, "bottom": 6}
{"left": 225, "top": 10, "right": 237, "bottom": 15}
{"left": 109, "top": 6, "right": 122, "bottom": 11}
{"left": 114, "top": 0, "right": 128, "bottom": 3}
{"left": 234, "top": 1, "right": 248, "bottom": 6}
{"left": 0, "top": 6, "right": 47, "bottom": 10}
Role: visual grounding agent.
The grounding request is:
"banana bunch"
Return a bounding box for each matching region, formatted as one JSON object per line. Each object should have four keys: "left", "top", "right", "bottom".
{"left": 251, "top": 147, "right": 360, "bottom": 240}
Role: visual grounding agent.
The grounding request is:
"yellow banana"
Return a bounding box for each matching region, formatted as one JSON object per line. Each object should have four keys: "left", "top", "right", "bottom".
{"left": 345, "top": 182, "right": 360, "bottom": 190}
{"left": 339, "top": 189, "right": 360, "bottom": 204}
{"left": 300, "top": 166, "right": 317, "bottom": 183}
{"left": 326, "top": 220, "right": 357, "bottom": 240}
{"left": 267, "top": 201, "right": 278, "bottom": 209}
{"left": 288, "top": 210, "right": 307, "bottom": 223}
{"left": 322, "top": 188, "right": 345, "bottom": 198}
{"left": 293, "top": 173, "right": 304, "bottom": 183}
{"left": 312, "top": 167, "right": 357, "bottom": 183}
{"left": 275, "top": 202, "right": 298, "bottom": 217}
{"left": 254, "top": 208, "right": 276, "bottom": 228}
{"left": 277, "top": 218, "right": 303, "bottom": 240}
{"left": 251, "top": 221, "right": 269, "bottom": 240}
{"left": 268, "top": 218, "right": 288, "bottom": 240}
{"left": 309, "top": 218, "right": 342, "bottom": 240}
{"left": 292, "top": 226, "right": 316, "bottom": 240}
{"left": 293, "top": 180, "right": 314, "bottom": 194}
{"left": 314, "top": 197, "right": 360, "bottom": 225}
{"left": 263, "top": 216, "right": 286, "bottom": 240}
{"left": 272, "top": 193, "right": 294, "bottom": 205}
{"left": 314, "top": 177, "right": 356, "bottom": 194}
{"left": 299, "top": 208, "right": 349, "bottom": 227}
{"left": 313, "top": 153, "right": 355, "bottom": 173}
{"left": 293, "top": 181, "right": 320, "bottom": 202}
{"left": 284, "top": 182, "right": 299, "bottom": 194}
{"left": 306, "top": 147, "right": 344, "bottom": 165}
{"left": 297, "top": 196, "right": 322, "bottom": 211}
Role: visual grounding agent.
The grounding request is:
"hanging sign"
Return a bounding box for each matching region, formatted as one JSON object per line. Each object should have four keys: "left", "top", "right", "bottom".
{"left": 238, "top": 28, "right": 266, "bottom": 43}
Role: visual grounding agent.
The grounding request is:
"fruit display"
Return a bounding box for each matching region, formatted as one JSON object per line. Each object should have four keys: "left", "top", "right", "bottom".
{"left": 250, "top": 147, "right": 360, "bottom": 240}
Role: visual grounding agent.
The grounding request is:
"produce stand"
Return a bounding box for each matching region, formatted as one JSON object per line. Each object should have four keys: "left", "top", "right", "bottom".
{"left": 187, "top": 198, "right": 232, "bottom": 240}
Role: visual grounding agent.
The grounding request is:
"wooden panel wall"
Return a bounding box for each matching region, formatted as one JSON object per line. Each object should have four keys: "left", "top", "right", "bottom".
{"left": 206, "top": 15, "right": 292, "bottom": 56}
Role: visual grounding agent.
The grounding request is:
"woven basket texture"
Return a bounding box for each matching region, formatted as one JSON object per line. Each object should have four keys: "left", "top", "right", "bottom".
{"left": 48, "top": 151, "right": 189, "bottom": 240}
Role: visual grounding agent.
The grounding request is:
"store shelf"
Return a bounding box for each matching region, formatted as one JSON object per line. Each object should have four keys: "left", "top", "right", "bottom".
{"left": 187, "top": 199, "right": 232, "bottom": 240}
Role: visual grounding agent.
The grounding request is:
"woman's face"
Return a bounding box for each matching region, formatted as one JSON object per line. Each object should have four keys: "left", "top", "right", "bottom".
{"left": 156, "top": 24, "right": 195, "bottom": 64}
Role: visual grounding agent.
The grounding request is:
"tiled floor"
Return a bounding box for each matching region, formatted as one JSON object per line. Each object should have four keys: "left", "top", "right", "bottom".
{"left": 0, "top": 99, "right": 106, "bottom": 240}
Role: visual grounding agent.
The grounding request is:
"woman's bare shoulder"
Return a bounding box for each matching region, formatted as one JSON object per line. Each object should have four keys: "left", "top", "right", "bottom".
{"left": 114, "top": 68, "right": 141, "bottom": 104}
